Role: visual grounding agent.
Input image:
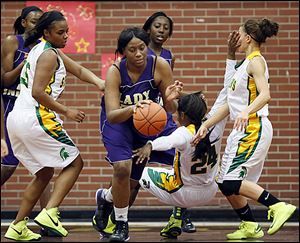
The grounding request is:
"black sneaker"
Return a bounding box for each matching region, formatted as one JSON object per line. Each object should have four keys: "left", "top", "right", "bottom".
{"left": 109, "top": 221, "right": 130, "bottom": 242}
{"left": 92, "top": 189, "right": 113, "bottom": 232}
{"left": 181, "top": 212, "right": 196, "bottom": 233}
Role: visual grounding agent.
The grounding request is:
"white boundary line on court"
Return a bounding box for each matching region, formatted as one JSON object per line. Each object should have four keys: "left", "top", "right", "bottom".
{"left": 1, "top": 221, "right": 299, "bottom": 227}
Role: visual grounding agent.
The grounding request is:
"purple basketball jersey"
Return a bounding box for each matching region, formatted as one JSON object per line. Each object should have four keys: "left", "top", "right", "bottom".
{"left": 100, "top": 56, "right": 177, "bottom": 179}
{"left": 1, "top": 35, "right": 31, "bottom": 166}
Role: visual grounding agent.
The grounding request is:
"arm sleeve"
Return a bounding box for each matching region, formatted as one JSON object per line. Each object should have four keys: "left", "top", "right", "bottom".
{"left": 150, "top": 127, "right": 189, "bottom": 151}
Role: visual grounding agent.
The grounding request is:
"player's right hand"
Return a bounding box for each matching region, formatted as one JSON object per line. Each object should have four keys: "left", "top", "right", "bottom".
{"left": 191, "top": 125, "right": 208, "bottom": 146}
{"left": 65, "top": 108, "right": 86, "bottom": 123}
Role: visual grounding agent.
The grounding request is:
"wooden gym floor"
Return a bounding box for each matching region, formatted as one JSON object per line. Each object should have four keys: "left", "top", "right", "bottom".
{"left": 1, "top": 222, "right": 299, "bottom": 242}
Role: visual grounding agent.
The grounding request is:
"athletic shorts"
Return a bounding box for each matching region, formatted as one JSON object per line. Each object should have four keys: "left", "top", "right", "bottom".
{"left": 7, "top": 107, "right": 80, "bottom": 175}
{"left": 2, "top": 98, "right": 19, "bottom": 166}
{"left": 101, "top": 115, "right": 177, "bottom": 180}
{"left": 217, "top": 116, "right": 273, "bottom": 183}
{"left": 140, "top": 166, "right": 218, "bottom": 208}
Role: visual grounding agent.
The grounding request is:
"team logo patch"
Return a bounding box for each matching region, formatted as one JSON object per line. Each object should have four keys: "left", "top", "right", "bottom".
{"left": 60, "top": 147, "right": 69, "bottom": 161}
{"left": 239, "top": 166, "right": 247, "bottom": 179}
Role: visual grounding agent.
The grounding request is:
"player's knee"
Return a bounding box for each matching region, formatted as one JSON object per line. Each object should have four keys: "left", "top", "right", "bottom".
{"left": 114, "top": 163, "right": 131, "bottom": 181}
{"left": 218, "top": 180, "right": 242, "bottom": 196}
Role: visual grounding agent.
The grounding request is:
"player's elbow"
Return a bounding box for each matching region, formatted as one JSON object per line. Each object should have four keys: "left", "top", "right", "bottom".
{"left": 31, "top": 88, "right": 43, "bottom": 102}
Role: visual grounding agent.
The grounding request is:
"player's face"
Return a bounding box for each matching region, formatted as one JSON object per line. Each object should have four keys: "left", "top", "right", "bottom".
{"left": 149, "top": 16, "right": 170, "bottom": 45}
{"left": 237, "top": 26, "right": 251, "bottom": 53}
{"left": 44, "top": 20, "right": 69, "bottom": 49}
{"left": 22, "top": 11, "right": 43, "bottom": 32}
{"left": 124, "top": 37, "right": 148, "bottom": 67}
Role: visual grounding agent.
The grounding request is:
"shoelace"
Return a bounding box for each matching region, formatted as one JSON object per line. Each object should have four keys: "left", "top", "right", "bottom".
{"left": 267, "top": 209, "right": 274, "bottom": 220}
{"left": 20, "top": 217, "right": 30, "bottom": 236}
{"left": 238, "top": 222, "right": 247, "bottom": 231}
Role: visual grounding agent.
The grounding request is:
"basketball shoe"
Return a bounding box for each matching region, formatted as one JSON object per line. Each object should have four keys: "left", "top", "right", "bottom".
{"left": 267, "top": 202, "right": 297, "bottom": 235}
{"left": 160, "top": 215, "right": 182, "bottom": 238}
{"left": 4, "top": 217, "right": 41, "bottom": 241}
{"left": 34, "top": 208, "right": 68, "bottom": 237}
{"left": 226, "top": 221, "right": 264, "bottom": 240}
{"left": 92, "top": 188, "right": 113, "bottom": 232}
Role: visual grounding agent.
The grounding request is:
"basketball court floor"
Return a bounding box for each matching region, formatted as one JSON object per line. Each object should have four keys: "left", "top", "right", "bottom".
{"left": 1, "top": 222, "right": 299, "bottom": 242}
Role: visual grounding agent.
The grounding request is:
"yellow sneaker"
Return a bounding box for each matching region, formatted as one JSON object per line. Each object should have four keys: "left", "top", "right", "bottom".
{"left": 34, "top": 208, "right": 68, "bottom": 237}
{"left": 267, "top": 202, "right": 297, "bottom": 235}
{"left": 160, "top": 215, "right": 182, "bottom": 238}
{"left": 4, "top": 217, "right": 41, "bottom": 241}
{"left": 100, "top": 215, "right": 116, "bottom": 239}
{"left": 226, "top": 221, "right": 264, "bottom": 240}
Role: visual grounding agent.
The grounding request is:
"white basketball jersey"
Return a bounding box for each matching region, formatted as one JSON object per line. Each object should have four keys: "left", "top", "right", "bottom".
{"left": 16, "top": 39, "right": 66, "bottom": 110}
{"left": 227, "top": 51, "right": 269, "bottom": 120}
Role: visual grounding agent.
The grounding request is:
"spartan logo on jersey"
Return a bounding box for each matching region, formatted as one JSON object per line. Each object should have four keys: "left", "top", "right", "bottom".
{"left": 230, "top": 78, "right": 237, "bottom": 91}
{"left": 239, "top": 166, "right": 247, "bottom": 179}
{"left": 60, "top": 147, "right": 69, "bottom": 161}
{"left": 141, "top": 179, "right": 150, "bottom": 189}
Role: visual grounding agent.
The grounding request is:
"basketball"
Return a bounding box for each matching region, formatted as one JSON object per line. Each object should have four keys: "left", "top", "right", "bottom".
{"left": 133, "top": 101, "right": 167, "bottom": 136}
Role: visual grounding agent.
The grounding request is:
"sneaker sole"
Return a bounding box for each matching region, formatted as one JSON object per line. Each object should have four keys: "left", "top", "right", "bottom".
{"left": 108, "top": 235, "right": 130, "bottom": 242}
{"left": 268, "top": 206, "right": 297, "bottom": 235}
{"left": 226, "top": 231, "right": 264, "bottom": 240}
{"left": 160, "top": 227, "right": 182, "bottom": 238}
{"left": 182, "top": 227, "right": 196, "bottom": 233}
{"left": 34, "top": 219, "right": 67, "bottom": 237}
{"left": 4, "top": 235, "right": 41, "bottom": 241}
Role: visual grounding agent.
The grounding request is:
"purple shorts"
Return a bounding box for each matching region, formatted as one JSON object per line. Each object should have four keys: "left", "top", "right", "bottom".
{"left": 2, "top": 97, "right": 19, "bottom": 166}
{"left": 101, "top": 115, "right": 177, "bottom": 180}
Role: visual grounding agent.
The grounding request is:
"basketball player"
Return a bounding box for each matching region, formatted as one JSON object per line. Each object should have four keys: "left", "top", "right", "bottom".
{"left": 98, "top": 27, "right": 182, "bottom": 241}
{"left": 0, "top": 6, "right": 59, "bottom": 236}
{"left": 192, "top": 18, "right": 296, "bottom": 240}
{"left": 142, "top": 11, "right": 196, "bottom": 234}
{"left": 4, "top": 10, "right": 105, "bottom": 241}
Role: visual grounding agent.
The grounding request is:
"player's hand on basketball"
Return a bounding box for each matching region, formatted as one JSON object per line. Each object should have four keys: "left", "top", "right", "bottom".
{"left": 65, "top": 108, "right": 86, "bottom": 123}
{"left": 191, "top": 125, "right": 208, "bottom": 146}
{"left": 165, "top": 80, "right": 183, "bottom": 101}
{"left": 132, "top": 143, "right": 152, "bottom": 164}
{"left": 233, "top": 110, "right": 248, "bottom": 132}
{"left": 1, "top": 139, "right": 8, "bottom": 158}
{"left": 132, "top": 100, "right": 152, "bottom": 114}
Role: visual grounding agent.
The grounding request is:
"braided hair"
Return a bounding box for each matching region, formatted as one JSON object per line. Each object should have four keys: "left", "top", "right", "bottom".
{"left": 178, "top": 91, "right": 218, "bottom": 160}
{"left": 24, "top": 10, "right": 65, "bottom": 47}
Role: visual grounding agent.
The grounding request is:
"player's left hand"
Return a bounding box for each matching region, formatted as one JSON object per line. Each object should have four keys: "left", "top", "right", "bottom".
{"left": 166, "top": 80, "right": 183, "bottom": 101}
{"left": 132, "top": 143, "right": 152, "bottom": 164}
{"left": 234, "top": 110, "right": 249, "bottom": 132}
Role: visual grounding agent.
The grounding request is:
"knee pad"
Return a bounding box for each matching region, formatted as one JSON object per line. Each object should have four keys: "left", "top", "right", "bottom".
{"left": 218, "top": 180, "right": 242, "bottom": 196}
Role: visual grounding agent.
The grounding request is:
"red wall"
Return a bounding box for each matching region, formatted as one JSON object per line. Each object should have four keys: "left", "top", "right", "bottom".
{"left": 1, "top": 1, "right": 299, "bottom": 211}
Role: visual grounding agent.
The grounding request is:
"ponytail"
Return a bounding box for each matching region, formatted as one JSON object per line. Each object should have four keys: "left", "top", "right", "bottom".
{"left": 24, "top": 10, "right": 65, "bottom": 47}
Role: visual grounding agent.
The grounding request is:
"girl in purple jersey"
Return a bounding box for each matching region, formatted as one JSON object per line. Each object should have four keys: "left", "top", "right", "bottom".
{"left": 98, "top": 27, "right": 182, "bottom": 242}
{"left": 1, "top": 6, "right": 43, "bottom": 183}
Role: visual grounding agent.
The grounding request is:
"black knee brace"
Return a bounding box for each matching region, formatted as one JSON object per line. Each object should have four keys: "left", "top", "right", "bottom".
{"left": 217, "top": 180, "right": 242, "bottom": 196}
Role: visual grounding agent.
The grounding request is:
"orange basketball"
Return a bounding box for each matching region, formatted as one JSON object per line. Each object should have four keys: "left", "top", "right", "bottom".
{"left": 133, "top": 101, "right": 167, "bottom": 136}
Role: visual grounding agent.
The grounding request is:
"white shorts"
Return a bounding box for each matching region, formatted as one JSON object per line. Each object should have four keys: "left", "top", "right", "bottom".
{"left": 139, "top": 167, "right": 218, "bottom": 208}
{"left": 217, "top": 116, "right": 273, "bottom": 183}
{"left": 7, "top": 107, "right": 80, "bottom": 175}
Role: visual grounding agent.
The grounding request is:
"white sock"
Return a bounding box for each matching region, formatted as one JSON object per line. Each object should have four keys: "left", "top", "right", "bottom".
{"left": 114, "top": 206, "right": 128, "bottom": 222}
{"left": 103, "top": 187, "right": 113, "bottom": 202}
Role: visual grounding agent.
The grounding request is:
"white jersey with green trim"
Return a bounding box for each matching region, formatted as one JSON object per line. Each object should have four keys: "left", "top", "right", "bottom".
{"left": 15, "top": 39, "right": 66, "bottom": 111}
{"left": 149, "top": 123, "right": 220, "bottom": 188}
{"left": 227, "top": 51, "right": 269, "bottom": 120}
